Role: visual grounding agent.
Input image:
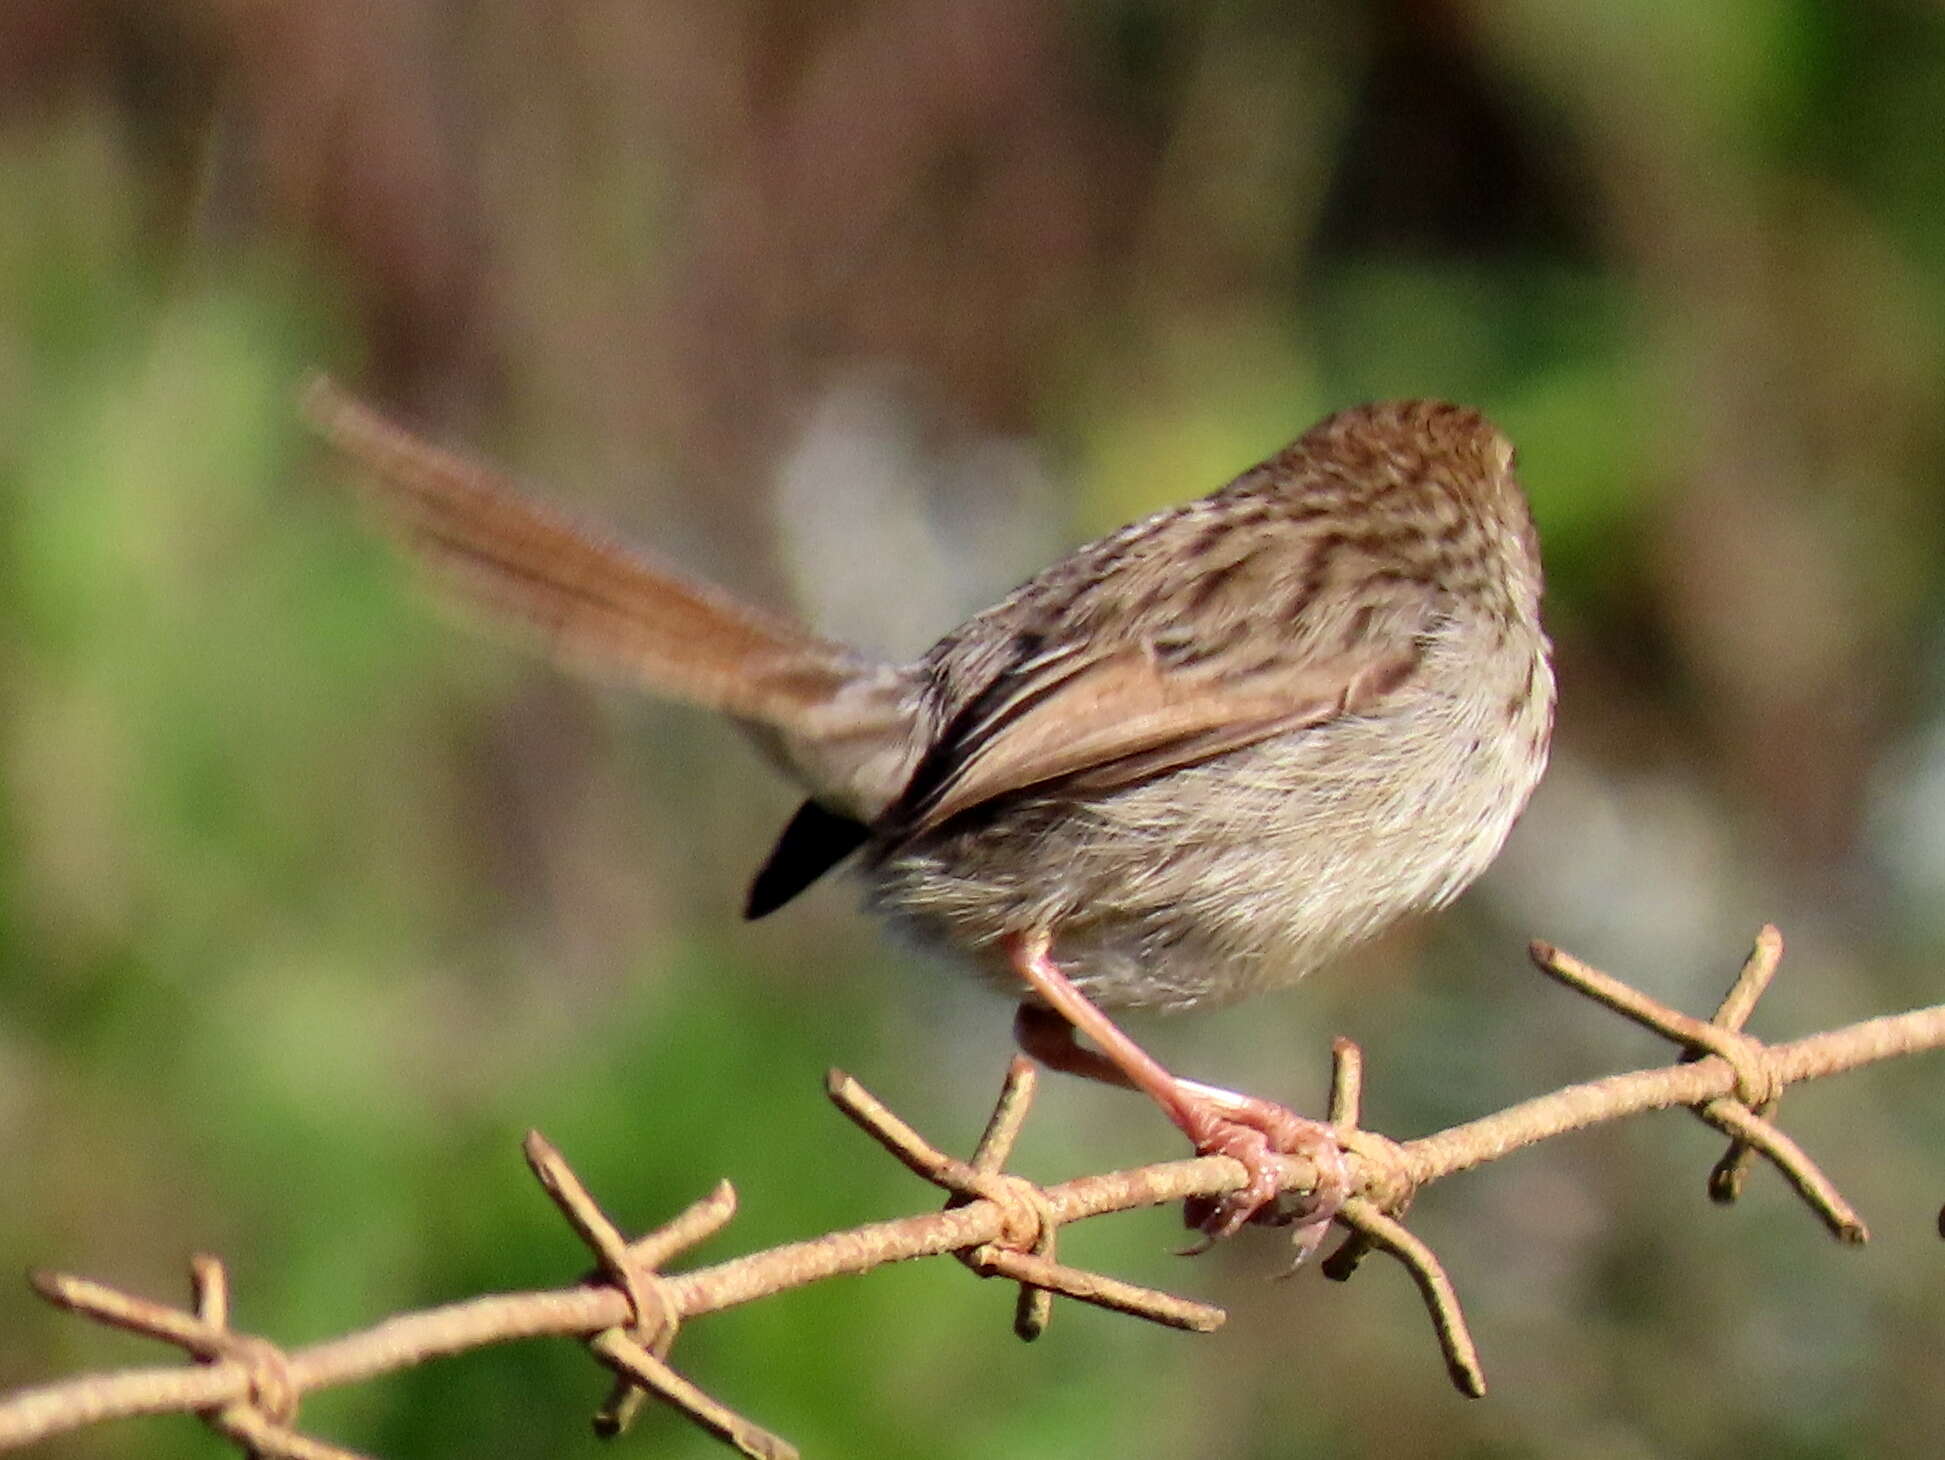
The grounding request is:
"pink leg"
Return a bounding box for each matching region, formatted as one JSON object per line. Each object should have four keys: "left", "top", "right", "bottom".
{"left": 1006, "top": 930, "right": 1348, "bottom": 1250}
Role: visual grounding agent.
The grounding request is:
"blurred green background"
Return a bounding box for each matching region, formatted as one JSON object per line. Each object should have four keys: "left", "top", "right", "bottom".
{"left": 3, "top": 2, "right": 1944, "bottom": 1456}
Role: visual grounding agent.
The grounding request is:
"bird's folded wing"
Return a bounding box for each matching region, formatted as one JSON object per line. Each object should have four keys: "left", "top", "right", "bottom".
{"left": 884, "top": 637, "right": 1423, "bottom": 838}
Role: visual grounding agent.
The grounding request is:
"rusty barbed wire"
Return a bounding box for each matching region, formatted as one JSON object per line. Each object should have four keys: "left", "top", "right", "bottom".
{"left": 3, "top": 929, "right": 1942, "bottom": 1457}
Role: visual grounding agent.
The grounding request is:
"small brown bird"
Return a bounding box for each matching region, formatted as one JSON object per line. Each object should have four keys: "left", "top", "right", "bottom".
{"left": 301, "top": 380, "right": 1554, "bottom": 1245}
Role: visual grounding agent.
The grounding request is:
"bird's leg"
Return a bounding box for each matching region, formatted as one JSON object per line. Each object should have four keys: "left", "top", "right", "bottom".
{"left": 1006, "top": 930, "right": 1348, "bottom": 1252}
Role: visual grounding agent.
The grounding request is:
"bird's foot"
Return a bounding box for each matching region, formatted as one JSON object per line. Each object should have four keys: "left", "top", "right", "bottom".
{"left": 1173, "top": 1081, "right": 1349, "bottom": 1259}
{"left": 1004, "top": 932, "right": 1350, "bottom": 1257}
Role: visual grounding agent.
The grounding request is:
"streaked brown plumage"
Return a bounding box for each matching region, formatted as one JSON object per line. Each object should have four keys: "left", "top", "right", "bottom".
{"left": 302, "top": 379, "right": 1553, "bottom": 1242}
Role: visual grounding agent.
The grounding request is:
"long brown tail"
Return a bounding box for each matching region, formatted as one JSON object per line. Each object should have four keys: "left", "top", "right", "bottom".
{"left": 299, "top": 376, "right": 920, "bottom": 815}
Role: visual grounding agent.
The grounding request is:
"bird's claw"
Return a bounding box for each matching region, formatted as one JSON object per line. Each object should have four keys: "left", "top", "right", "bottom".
{"left": 1178, "top": 1107, "right": 1350, "bottom": 1261}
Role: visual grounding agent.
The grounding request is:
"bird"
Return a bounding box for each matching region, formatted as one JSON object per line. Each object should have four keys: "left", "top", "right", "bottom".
{"left": 300, "top": 377, "right": 1554, "bottom": 1246}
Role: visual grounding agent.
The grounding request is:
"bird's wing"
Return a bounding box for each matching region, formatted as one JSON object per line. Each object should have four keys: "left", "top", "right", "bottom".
{"left": 881, "top": 630, "right": 1425, "bottom": 840}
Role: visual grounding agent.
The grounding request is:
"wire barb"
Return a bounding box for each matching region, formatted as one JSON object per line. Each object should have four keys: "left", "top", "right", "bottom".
{"left": 523, "top": 1131, "right": 788, "bottom": 1453}
{"left": 28, "top": 1262, "right": 365, "bottom": 1460}
{"left": 1319, "top": 1037, "right": 1405, "bottom": 1280}
{"left": 827, "top": 1062, "right": 1223, "bottom": 1337}
{"left": 966, "top": 1058, "right": 1058, "bottom": 1337}
{"left": 1310, "top": 1035, "right": 1474, "bottom": 1387}
{"left": 1335, "top": 1200, "right": 1486, "bottom": 1396}
{"left": 1703, "top": 926, "right": 1786, "bottom": 1202}
{"left": 1528, "top": 927, "right": 1867, "bottom": 1242}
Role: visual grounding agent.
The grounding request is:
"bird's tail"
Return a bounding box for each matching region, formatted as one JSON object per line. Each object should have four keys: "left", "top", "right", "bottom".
{"left": 300, "top": 377, "right": 919, "bottom": 817}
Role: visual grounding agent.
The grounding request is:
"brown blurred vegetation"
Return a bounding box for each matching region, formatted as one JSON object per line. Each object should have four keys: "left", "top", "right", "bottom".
{"left": 3, "top": 2, "right": 1944, "bottom": 1457}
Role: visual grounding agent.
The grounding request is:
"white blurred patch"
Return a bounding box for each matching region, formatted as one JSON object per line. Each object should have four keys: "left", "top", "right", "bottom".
{"left": 771, "top": 370, "right": 1060, "bottom": 658}
{"left": 1486, "top": 750, "right": 1751, "bottom": 1003}
{"left": 1865, "top": 714, "right": 1945, "bottom": 936}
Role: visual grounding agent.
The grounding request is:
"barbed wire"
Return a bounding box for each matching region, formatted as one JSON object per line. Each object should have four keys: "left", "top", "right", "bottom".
{"left": 2, "top": 928, "right": 1941, "bottom": 1458}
